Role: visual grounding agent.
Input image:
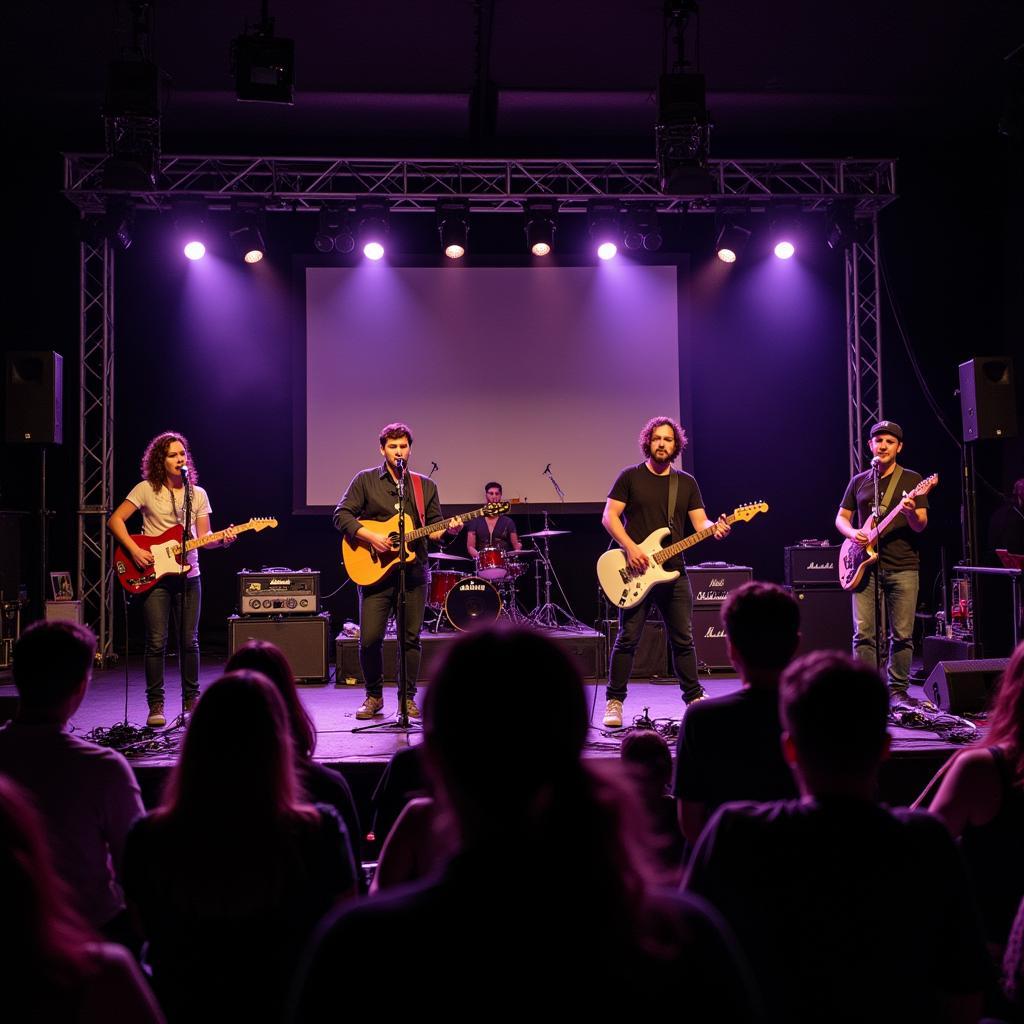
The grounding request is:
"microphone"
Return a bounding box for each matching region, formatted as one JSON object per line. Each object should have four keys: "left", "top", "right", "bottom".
{"left": 544, "top": 464, "right": 551, "bottom": 475}
{"left": 394, "top": 457, "right": 406, "bottom": 474}
{"left": 180, "top": 465, "right": 189, "bottom": 479}
{"left": 870, "top": 456, "right": 881, "bottom": 468}
{"left": 431, "top": 461, "right": 438, "bottom": 474}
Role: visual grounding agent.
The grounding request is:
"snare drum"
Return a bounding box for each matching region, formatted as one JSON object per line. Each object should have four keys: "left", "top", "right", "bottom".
{"left": 504, "top": 553, "right": 527, "bottom": 580}
{"left": 444, "top": 576, "right": 502, "bottom": 631}
{"left": 427, "top": 570, "right": 465, "bottom": 609}
{"left": 475, "top": 546, "right": 507, "bottom": 580}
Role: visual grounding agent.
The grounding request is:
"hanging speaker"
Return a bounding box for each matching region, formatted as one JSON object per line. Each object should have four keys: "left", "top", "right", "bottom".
{"left": 4, "top": 351, "right": 63, "bottom": 444}
{"left": 958, "top": 357, "right": 1017, "bottom": 441}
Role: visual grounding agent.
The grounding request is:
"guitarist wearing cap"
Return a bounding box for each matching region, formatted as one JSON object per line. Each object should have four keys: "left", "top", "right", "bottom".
{"left": 835, "top": 420, "right": 931, "bottom": 707}
{"left": 334, "top": 422, "right": 463, "bottom": 721}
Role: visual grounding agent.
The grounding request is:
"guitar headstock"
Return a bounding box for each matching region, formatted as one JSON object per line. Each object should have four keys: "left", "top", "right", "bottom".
{"left": 915, "top": 473, "right": 939, "bottom": 495}
{"left": 246, "top": 517, "right": 279, "bottom": 532}
{"left": 482, "top": 502, "right": 510, "bottom": 516}
{"left": 731, "top": 501, "right": 769, "bottom": 522}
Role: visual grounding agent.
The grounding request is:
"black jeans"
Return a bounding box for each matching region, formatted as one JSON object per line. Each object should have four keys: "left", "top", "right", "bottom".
{"left": 141, "top": 574, "right": 201, "bottom": 705}
{"left": 607, "top": 572, "right": 701, "bottom": 702}
{"left": 358, "top": 565, "right": 427, "bottom": 700}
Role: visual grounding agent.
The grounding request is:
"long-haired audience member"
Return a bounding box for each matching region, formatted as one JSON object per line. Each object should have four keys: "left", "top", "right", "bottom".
{"left": 620, "top": 730, "right": 686, "bottom": 880}
{"left": 930, "top": 642, "right": 1024, "bottom": 955}
{"left": 291, "top": 626, "right": 760, "bottom": 1017}
{"left": 0, "top": 775, "right": 164, "bottom": 1024}
{"left": 123, "top": 671, "right": 357, "bottom": 1024}
{"left": 225, "top": 640, "right": 362, "bottom": 857}
{"left": 685, "top": 651, "right": 990, "bottom": 1024}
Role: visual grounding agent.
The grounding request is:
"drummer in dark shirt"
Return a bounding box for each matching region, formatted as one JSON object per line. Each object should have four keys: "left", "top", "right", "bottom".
{"left": 466, "top": 483, "right": 522, "bottom": 560}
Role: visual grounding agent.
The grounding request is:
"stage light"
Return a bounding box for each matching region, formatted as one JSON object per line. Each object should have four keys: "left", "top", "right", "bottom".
{"left": 355, "top": 200, "right": 389, "bottom": 261}
{"left": 176, "top": 203, "right": 208, "bottom": 261}
{"left": 588, "top": 200, "right": 620, "bottom": 261}
{"left": 715, "top": 222, "right": 750, "bottom": 263}
{"left": 825, "top": 201, "right": 862, "bottom": 252}
{"left": 524, "top": 200, "right": 557, "bottom": 256}
{"left": 183, "top": 241, "right": 206, "bottom": 261}
{"left": 770, "top": 211, "right": 800, "bottom": 260}
{"left": 314, "top": 206, "right": 354, "bottom": 254}
{"left": 229, "top": 209, "right": 267, "bottom": 264}
{"left": 231, "top": 11, "right": 295, "bottom": 105}
{"left": 774, "top": 240, "right": 795, "bottom": 260}
{"left": 437, "top": 200, "right": 469, "bottom": 260}
{"left": 623, "top": 205, "right": 662, "bottom": 252}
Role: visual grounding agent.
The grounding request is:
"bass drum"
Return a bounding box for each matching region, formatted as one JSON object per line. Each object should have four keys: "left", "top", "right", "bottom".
{"left": 444, "top": 576, "right": 502, "bottom": 632}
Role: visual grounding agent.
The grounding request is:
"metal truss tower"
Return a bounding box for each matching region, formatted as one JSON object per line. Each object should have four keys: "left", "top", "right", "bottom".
{"left": 67, "top": 154, "right": 894, "bottom": 645}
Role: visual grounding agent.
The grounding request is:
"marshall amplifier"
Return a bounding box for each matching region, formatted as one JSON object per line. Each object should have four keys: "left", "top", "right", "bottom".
{"left": 785, "top": 544, "right": 842, "bottom": 590}
{"left": 688, "top": 564, "right": 753, "bottom": 609}
{"left": 692, "top": 605, "right": 731, "bottom": 670}
{"left": 238, "top": 569, "right": 320, "bottom": 615}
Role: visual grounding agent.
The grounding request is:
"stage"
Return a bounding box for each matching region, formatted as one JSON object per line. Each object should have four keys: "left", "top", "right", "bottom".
{"left": 0, "top": 645, "right": 977, "bottom": 853}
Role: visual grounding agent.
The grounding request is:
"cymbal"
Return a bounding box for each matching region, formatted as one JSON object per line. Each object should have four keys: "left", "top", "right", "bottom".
{"left": 506, "top": 549, "right": 540, "bottom": 556}
{"left": 521, "top": 529, "right": 571, "bottom": 538}
{"left": 428, "top": 551, "right": 471, "bottom": 562}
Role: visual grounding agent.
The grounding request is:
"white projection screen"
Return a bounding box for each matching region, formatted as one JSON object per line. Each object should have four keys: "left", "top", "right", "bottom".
{"left": 303, "top": 263, "right": 685, "bottom": 511}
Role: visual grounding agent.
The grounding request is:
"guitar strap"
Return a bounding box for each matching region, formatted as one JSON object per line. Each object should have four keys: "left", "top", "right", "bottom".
{"left": 878, "top": 466, "right": 903, "bottom": 519}
{"left": 667, "top": 471, "right": 679, "bottom": 535}
{"left": 410, "top": 472, "right": 427, "bottom": 528}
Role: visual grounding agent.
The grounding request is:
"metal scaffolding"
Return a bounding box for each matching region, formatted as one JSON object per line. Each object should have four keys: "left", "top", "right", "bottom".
{"left": 78, "top": 238, "right": 116, "bottom": 663}
{"left": 66, "top": 154, "right": 894, "bottom": 647}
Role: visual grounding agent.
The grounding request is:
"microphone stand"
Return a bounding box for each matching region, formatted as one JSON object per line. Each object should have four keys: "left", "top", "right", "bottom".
{"left": 870, "top": 460, "right": 884, "bottom": 675}
{"left": 177, "top": 469, "right": 194, "bottom": 724}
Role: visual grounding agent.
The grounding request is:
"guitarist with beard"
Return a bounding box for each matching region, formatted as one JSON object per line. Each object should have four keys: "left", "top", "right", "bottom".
{"left": 835, "top": 420, "right": 929, "bottom": 707}
{"left": 601, "top": 416, "right": 730, "bottom": 729}
{"left": 334, "top": 422, "right": 463, "bottom": 721}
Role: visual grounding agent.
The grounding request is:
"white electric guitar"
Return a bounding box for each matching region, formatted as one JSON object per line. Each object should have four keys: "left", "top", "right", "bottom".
{"left": 596, "top": 502, "right": 769, "bottom": 609}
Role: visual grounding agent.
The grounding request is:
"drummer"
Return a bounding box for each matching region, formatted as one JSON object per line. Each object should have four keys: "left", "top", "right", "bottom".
{"left": 466, "top": 482, "right": 522, "bottom": 560}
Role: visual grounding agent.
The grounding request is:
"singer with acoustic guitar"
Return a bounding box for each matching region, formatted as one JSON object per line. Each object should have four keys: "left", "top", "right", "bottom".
{"left": 835, "top": 420, "right": 934, "bottom": 708}
{"left": 108, "top": 431, "right": 237, "bottom": 727}
{"left": 334, "top": 422, "right": 463, "bottom": 721}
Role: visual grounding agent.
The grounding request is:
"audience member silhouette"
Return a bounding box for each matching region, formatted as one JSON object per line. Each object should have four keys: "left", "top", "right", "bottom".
{"left": 685, "top": 650, "right": 990, "bottom": 1024}
{"left": 292, "top": 626, "right": 760, "bottom": 1017}
{"left": 225, "top": 640, "right": 362, "bottom": 856}
{"left": 620, "top": 729, "right": 686, "bottom": 879}
{"left": 930, "top": 643, "right": 1024, "bottom": 953}
{"left": 0, "top": 774, "right": 164, "bottom": 1024}
{"left": 674, "top": 581, "right": 800, "bottom": 845}
{"left": 123, "top": 670, "right": 357, "bottom": 1024}
{"left": 0, "top": 620, "right": 145, "bottom": 938}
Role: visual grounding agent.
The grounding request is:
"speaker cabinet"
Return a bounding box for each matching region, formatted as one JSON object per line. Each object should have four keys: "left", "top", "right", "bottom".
{"left": 924, "top": 658, "right": 1008, "bottom": 713}
{"left": 959, "top": 357, "right": 1017, "bottom": 441}
{"left": 5, "top": 351, "right": 63, "bottom": 444}
{"left": 227, "top": 614, "right": 329, "bottom": 680}
{"left": 922, "top": 635, "right": 976, "bottom": 676}
{"left": 787, "top": 587, "right": 853, "bottom": 655}
{"left": 692, "top": 605, "right": 731, "bottom": 670}
{"left": 603, "top": 618, "right": 669, "bottom": 678}
{"left": 45, "top": 601, "right": 84, "bottom": 625}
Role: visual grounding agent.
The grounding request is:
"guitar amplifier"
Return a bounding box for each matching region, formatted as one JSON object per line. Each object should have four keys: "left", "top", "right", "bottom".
{"left": 238, "top": 569, "right": 320, "bottom": 615}
{"left": 692, "top": 605, "right": 731, "bottom": 670}
{"left": 785, "top": 544, "right": 842, "bottom": 589}
{"left": 228, "top": 614, "right": 329, "bottom": 680}
{"left": 688, "top": 564, "right": 753, "bottom": 609}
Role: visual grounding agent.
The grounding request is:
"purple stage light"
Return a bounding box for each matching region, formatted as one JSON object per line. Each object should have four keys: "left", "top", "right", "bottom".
{"left": 597, "top": 241, "right": 618, "bottom": 261}
{"left": 774, "top": 240, "right": 795, "bottom": 260}
{"left": 364, "top": 241, "right": 385, "bottom": 261}
{"left": 716, "top": 247, "right": 737, "bottom": 264}
{"left": 183, "top": 241, "right": 206, "bottom": 261}
{"left": 243, "top": 247, "right": 264, "bottom": 264}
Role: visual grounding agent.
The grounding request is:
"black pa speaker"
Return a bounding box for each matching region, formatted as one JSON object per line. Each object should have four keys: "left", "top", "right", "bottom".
{"left": 5, "top": 351, "right": 63, "bottom": 444}
{"left": 924, "top": 658, "right": 1008, "bottom": 713}
{"left": 227, "top": 613, "right": 329, "bottom": 680}
{"left": 958, "top": 357, "right": 1017, "bottom": 441}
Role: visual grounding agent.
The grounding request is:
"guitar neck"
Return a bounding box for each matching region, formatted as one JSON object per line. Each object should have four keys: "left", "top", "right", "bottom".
{"left": 653, "top": 512, "right": 739, "bottom": 565}
{"left": 866, "top": 475, "right": 933, "bottom": 543}
{"left": 404, "top": 506, "right": 489, "bottom": 543}
{"left": 180, "top": 522, "right": 253, "bottom": 554}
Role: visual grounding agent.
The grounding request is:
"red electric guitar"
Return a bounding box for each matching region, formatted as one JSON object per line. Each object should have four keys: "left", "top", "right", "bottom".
{"left": 114, "top": 518, "right": 277, "bottom": 594}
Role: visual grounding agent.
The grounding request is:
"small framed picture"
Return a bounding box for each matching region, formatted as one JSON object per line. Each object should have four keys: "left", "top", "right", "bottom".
{"left": 50, "top": 571, "right": 74, "bottom": 602}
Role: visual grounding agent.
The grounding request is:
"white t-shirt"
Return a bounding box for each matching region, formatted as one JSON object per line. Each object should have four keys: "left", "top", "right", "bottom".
{"left": 124, "top": 480, "right": 212, "bottom": 575}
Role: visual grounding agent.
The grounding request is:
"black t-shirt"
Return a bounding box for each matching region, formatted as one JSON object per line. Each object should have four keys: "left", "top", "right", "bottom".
{"left": 840, "top": 465, "right": 929, "bottom": 570}
{"left": 672, "top": 687, "right": 798, "bottom": 812}
{"left": 466, "top": 514, "right": 517, "bottom": 551}
{"left": 608, "top": 464, "right": 704, "bottom": 571}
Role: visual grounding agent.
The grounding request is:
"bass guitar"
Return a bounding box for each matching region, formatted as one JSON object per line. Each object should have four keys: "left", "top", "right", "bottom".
{"left": 341, "top": 501, "right": 512, "bottom": 586}
{"left": 838, "top": 473, "right": 938, "bottom": 591}
{"left": 114, "top": 518, "right": 278, "bottom": 594}
{"left": 596, "top": 502, "right": 769, "bottom": 609}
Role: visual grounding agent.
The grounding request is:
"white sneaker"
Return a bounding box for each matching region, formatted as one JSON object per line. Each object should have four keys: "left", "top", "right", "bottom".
{"left": 603, "top": 699, "right": 624, "bottom": 728}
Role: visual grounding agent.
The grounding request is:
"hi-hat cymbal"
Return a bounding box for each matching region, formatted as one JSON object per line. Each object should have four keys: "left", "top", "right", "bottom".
{"left": 428, "top": 551, "right": 471, "bottom": 561}
{"left": 521, "top": 529, "right": 571, "bottom": 538}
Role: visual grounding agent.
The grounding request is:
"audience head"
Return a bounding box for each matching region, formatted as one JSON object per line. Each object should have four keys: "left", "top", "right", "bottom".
{"left": 161, "top": 670, "right": 300, "bottom": 825}
{"left": 0, "top": 774, "right": 94, "bottom": 981}
{"left": 780, "top": 651, "right": 890, "bottom": 786}
{"left": 225, "top": 640, "right": 316, "bottom": 758}
{"left": 722, "top": 581, "right": 800, "bottom": 680}
{"left": 12, "top": 620, "right": 96, "bottom": 716}
{"left": 984, "top": 641, "right": 1024, "bottom": 781}
{"left": 620, "top": 730, "right": 673, "bottom": 796}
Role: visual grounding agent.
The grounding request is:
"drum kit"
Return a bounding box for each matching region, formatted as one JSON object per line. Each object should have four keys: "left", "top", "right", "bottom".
{"left": 424, "top": 521, "right": 580, "bottom": 632}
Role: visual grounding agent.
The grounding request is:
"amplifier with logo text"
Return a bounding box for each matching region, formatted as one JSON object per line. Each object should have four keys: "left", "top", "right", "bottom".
{"left": 238, "top": 569, "right": 320, "bottom": 615}
{"left": 692, "top": 605, "right": 731, "bottom": 670}
{"left": 784, "top": 544, "right": 842, "bottom": 590}
{"left": 688, "top": 564, "right": 753, "bottom": 609}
